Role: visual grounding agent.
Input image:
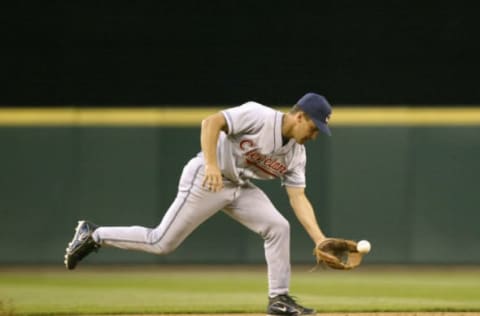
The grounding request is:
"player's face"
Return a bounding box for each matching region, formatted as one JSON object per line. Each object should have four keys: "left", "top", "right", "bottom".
{"left": 294, "top": 114, "right": 320, "bottom": 144}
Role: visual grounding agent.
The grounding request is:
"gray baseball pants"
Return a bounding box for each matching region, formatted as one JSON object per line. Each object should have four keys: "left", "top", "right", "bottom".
{"left": 92, "top": 156, "right": 291, "bottom": 296}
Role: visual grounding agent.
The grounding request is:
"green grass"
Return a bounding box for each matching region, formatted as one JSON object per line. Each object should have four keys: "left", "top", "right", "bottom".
{"left": 1, "top": 265, "right": 480, "bottom": 315}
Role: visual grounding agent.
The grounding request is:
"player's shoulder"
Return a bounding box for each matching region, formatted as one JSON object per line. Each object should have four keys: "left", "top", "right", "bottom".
{"left": 222, "top": 101, "right": 278, "bottom": 135}
{"left": 238, "top": 101, "right": 276, "bottom": 113}
{"left": 285, "top": 140, "right": 306, "bottom": 161}
{"left": 292, "top": 142, "right": 306, "bottom": 155}
{"left": 224, "top": 101, "right": 279, "bottom": 120}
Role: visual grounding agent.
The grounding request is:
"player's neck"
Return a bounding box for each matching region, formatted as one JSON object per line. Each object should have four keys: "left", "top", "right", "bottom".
{"left": 281, "top": 113, "right": 294, "bottom": 140}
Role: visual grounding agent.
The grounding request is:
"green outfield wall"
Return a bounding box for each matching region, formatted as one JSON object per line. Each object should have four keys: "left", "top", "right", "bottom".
{"left": 1, "top": 108, "right": 479, "bottom": 265}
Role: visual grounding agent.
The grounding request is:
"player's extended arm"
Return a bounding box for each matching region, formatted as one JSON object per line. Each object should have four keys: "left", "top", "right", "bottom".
{"left": 286, "top": 186, "right": 326, "bottom": 246}
{"left": 200, "top": 112, "right": 228, "bottom": 192}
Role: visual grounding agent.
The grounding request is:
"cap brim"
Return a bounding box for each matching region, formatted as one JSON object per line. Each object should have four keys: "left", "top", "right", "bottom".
{"left": 313, "top": 118, "right": 331, "bottom": 136}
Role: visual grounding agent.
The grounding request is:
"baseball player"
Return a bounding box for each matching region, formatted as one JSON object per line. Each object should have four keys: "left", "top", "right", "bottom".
{"left": 65, "top": 92, "right": 332, "bottom": 316}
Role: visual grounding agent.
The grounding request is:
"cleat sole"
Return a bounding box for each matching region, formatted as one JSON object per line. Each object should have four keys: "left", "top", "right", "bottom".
{"left": 64, "top": 220, "right": 99, "bottom": 270}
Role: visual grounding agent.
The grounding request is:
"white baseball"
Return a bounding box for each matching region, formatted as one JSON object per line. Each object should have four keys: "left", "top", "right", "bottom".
{"left": 357, "top": 240, "right": 371, "bottom": 253}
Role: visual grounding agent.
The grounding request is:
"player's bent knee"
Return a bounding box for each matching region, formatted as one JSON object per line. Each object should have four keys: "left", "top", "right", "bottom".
{"left": 263, "top": 218, "right": 290, "bottom": 240}
{"left": 276, "top": 218, "right": 290, "bottom": 235}
{"left": 150, "top": 240, "right": 178, "bottom": 255}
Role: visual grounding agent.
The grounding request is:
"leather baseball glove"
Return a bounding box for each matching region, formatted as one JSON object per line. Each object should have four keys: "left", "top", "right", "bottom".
{"left": 313, "top": 238, "right": 364, "bottom": 270}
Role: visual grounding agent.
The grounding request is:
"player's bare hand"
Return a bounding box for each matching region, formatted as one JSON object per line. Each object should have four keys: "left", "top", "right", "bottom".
{"left": 202, "top": 164, "right": 224, "bottom": 192}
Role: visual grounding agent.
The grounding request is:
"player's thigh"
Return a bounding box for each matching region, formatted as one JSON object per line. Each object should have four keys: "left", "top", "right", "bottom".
{"left": 152, "top": 161, "right": 235, "bottom": 249}
{"left": 224, "top": 184, "right": 289, "bottom": 236}
{"left": 160, "top": 157, "right": 234, "bottom": 231}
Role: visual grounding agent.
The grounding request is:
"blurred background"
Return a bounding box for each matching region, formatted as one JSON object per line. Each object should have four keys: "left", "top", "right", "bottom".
{"left": 0, "top": 1, "right": 479, "bottom": 266}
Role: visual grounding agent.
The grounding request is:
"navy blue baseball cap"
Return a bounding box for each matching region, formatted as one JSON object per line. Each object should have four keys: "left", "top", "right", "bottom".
{"left": 296, "top": 92, "right": 332, "bottom": 136}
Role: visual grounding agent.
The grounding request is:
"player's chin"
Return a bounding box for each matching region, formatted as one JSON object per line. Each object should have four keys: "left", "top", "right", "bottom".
{"left": 298, "top": 137, "right": 309, "bottom": 144}
{"left": 294, "top": 136, "right": 310, "bottom": 144}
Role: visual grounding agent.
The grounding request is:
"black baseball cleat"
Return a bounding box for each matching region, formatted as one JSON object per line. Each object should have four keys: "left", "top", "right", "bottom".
{"left": 267, "top": 294, "right": 316, "bottom": 316}
{"left": 64, "top": 220, "right": 100, "bottom": 270}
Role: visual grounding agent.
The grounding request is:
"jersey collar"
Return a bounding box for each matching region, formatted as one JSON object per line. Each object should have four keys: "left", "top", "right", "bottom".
{"left": 272, "top": 112, "right": 295, "bottom": 153}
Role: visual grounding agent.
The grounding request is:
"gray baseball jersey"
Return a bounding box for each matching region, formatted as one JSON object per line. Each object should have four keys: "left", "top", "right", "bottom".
{"left": 93, "top": 101, "right": 307, "bottom": 296}
{"left": 210, "top": 101, "right": 307, "bottom": 187}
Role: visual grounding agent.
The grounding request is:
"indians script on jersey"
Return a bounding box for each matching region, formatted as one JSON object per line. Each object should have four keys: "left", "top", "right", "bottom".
{"left": 240, "top": 139, "right": 287, "bottom": 177}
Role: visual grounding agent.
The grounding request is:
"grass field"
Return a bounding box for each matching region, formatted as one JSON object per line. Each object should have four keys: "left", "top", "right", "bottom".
{"left": 0, "top": 265, "right": 479, "bottom": 315}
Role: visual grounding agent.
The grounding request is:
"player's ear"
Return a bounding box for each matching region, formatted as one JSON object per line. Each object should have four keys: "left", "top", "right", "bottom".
{"left": 298, "top": 111, "right": 308, "bottom": 122}
{"left": 294, "top": 111, "right": 303, "bottom": 122}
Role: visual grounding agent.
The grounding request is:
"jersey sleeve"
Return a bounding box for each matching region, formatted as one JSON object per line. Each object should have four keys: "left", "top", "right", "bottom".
{"left": 221, "top": 102, "right": 265, "bottom": 135}
{"left": 282, "top": 147, "right": 307, "bottom": 188}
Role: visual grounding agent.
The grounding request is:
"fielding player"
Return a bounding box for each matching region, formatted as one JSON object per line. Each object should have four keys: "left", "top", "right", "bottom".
{"left": 65, "top": 92, "right": 333, "bottom": 316}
